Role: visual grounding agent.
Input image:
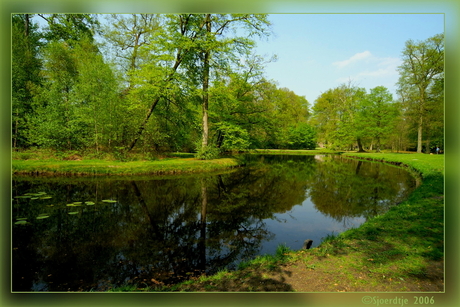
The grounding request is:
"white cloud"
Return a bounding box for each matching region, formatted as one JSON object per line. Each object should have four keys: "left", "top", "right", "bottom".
{"left": 335, "top": 56, "right": 401, "bottom": 82}
{"left": 377, "top": 57, "right": 401, "bottom": 68}
{"left": 333, "top": 50, "right": 372, "bottom": 69}
{"left": 358, "top": 57, "right": 401, "bottom": 78}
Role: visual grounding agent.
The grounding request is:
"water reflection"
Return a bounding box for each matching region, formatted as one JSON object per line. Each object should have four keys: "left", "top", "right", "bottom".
{"left": 309, "top": 156, "right": 415, "bottom": 221}
{"left": 12, "top": 155, "right": 416, "bottom": 291}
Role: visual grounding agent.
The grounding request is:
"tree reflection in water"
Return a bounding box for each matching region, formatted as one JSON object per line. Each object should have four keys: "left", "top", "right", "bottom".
{"left": 12, "top": 155, "right": 415, "bottom": 291}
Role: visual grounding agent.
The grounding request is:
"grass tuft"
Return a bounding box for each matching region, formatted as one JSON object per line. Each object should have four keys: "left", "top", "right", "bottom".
{"left": 12, "top": 149, "right": 241, "bottom": 176}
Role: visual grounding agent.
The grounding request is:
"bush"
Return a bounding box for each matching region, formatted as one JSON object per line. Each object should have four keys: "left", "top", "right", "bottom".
{"left": 113, "top": 146, "right": 129, "bottom": 162}
{"left": 287, "top": 123, "right": 317, "bottom": 149}
{"left": 194, "top": 143, "right": 220, "bottom": 160}
{"left": 216, "top": 123, "right": 251, "bottom": 152}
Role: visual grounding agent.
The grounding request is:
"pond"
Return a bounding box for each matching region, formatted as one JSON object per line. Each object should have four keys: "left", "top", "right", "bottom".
{"left": 12, "top": 155, "right": 417, "bottom": 291}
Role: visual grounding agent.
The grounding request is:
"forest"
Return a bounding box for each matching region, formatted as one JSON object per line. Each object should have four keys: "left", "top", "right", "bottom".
{"left": 12, "top": 14, "right": 444, "bottom": 159}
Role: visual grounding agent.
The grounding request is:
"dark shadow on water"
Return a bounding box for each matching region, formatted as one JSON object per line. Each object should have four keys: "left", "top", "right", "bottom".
{"left": 12, "top": 155, "right": 416, "bottom": 291}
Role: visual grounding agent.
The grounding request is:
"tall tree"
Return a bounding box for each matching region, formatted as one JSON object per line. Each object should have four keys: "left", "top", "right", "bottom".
{"left": 359, "top": 86, "right": 399, "bottom": 152}
{"left": 126, "top": 14, "right": 208, "bottom": 151}
{"left": 28, "top": 40, "right": 80, "bottom": 150}
{"left": 311, "top": 88, "right": 341, "bottom": 148}
{"left": 72, "top": 38, "right": 122, "bottom": 152}
{"left": 312, "top": 83, "right": 366, "bottom": 150}
{"left": 38, "top": 14, "right": 99, "bottom": 45}
{"left": 209, "top": 55, "right": 273, "bottom": 151}
{"left": 102, "top": 14, "right": 160, "bottom": 90}
{"left": 201, "top": 14, "right": 212, "bottom": 149}
{"left": 125, "top": 14, "right": 271, "bottom": 154}
{"left": 423, "top": 76, "right": 444, "bottom": 151}
{"left": 179, "top": 14, "right": 271, "bottom": 157}
{"left": 397, "top": 33, "right": 444, "bottom": 153}
{"left": 28, "top": 36, "right": 120, "bottom": 151}
{"left": 12, "top": 14, "right": 43, "bottom": 149}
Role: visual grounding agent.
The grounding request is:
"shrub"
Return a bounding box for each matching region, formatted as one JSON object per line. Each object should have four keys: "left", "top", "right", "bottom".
{"left": 194, "top": 143, "right": 220, "bottom": 160}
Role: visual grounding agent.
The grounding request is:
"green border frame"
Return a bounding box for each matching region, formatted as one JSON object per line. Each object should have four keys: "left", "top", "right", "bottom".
{"left": 2, "top": 1, "right": 459, "bottom": 307}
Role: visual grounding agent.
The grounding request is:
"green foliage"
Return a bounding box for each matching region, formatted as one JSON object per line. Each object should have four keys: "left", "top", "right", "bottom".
{"left": 12, "top": 14, "right": 309, "bottom": 155}
{"left": 358, "top": 86, "right": 400, "bottom": 151}
{"left": 194, "top": 143, "right": 221, "bottom": 160}
{"left": 11, "top": 14, "right": 442, "bottom": 158}
{"left": 312, "top": 83, "right": 366, "bottom": 150}
{"left": 41, "top": 14, "right": 99, "bottom": 45}
{"left": 113, "top": 146, "right": 129, "bottom": 162}
{"left": 210, "top": 78, "right": 312, "bottom": 150}
{"left": 12, "top": 14, "right": 43, "bottom": 148}
{"left": 397, "top": 33, "right": 444, "bottom": 153}
{"left": 26, "top": 35, "right": 122, "bottom": 151}
{"left": 274, "top": 244, "right": 292, "bottom": 262}
{"left": 215, "top": 122, "right": 251, "bottom": 152}
{"left": 286, "top": 123, "right": 316, "bottom": 149}
{"left": 311, "top": 83, "right": 419, "bottom": 152}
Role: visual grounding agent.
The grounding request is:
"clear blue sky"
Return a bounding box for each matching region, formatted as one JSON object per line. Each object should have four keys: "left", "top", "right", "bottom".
{"left": 254, "top": 14, "right": 444, "bottom": 105}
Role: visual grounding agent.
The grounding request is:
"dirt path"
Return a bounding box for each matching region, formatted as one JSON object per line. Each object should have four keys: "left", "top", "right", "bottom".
{"left": 175, "top": 255, "right": 444, "bottom": 292}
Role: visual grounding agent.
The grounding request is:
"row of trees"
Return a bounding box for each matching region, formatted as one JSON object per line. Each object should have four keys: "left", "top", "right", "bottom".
{"left": 311, "top": 33, "right": 444, "bottom": 153}
{"left": 12, "top": 13, "right": 315, "bottom": 159}
{"left": 12, "top": 14, "right": 443, "bottom": 156}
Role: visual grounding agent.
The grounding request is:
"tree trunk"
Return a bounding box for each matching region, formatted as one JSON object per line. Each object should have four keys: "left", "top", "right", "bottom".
{"left": 202, "top": 54, "right": 209, "bottom": 148}
{"left": 127, "top": 15, "right": 207, "bottom": 152}
{"left": 127, "top": 48, "right": 185, "bottom": 152}
{"left": 216, "top": 130, "right": 224, "bottom": 148}
{"left": 128, "top": 96, "right": 161, "bottom": 151}
{"left": 201, "top": 14, "right": 211, "bottom": 149}
{"left": 417, "top": 114, "right": 423, "bottom": 153}
{"left": 357, "top": 137, "right": 366, "bottom": 152}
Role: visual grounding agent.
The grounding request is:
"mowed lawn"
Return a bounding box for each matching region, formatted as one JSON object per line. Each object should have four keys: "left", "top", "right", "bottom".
{"left": 12, "top": 156, "right": 240, "bottom": 176}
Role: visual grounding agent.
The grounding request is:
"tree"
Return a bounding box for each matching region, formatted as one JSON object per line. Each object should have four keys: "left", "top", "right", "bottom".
{"left": 311, "top": 83, "right": 366, "bottom": 150}
{"left": 28, "top": 36, "right": 121, "bottom": 151}
{"left": 359, "top": 86, "right": 399, "bottom": 152}
{"left": 287, "top": 123, "right": 317, "bottom": 149}
{"left": 38, "top": 14, "right": 99, "bottom": 45}
{"left": 102, "top": 14, "right": 172, "bottom": 151}
{"left": 125, "top": 14, "right": 209, "bottom": 151}
{"left": 124, "top": 14, "right": 271, "bottom": 155}
{"left": 311, "top": 88, "right": 341, "bottom": 148}
{"left": 12, "top": 14, "right": 43, "bottom": 149}
{"left": 28, "top": 40, "right": 80, "bottom": 150}
{"left": 208, "top": 55, "right": 273, "bottom": 151}
{"left": 248, "top": 81, "right": 311, "bottom": 149}
{"left": 102, "top": 14, "right": 160, "bottom": 90}
{"left": 178, "top": 14, "right": 272, "bottom": 158}
{"left": 72, "top": 38, "right": 122, "bottom": 152}
{"left": 397, "top": 33, "right": 444, "bottom": 153}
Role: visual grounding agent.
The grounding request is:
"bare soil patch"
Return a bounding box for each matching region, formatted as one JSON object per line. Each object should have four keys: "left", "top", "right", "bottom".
{"left": 176, "top": 254, "right": 444, "bottom": 292}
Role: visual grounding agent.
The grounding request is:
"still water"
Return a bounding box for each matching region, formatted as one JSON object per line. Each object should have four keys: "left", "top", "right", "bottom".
{"left": 12, "top": 155, "right": 416, "bottom": 291}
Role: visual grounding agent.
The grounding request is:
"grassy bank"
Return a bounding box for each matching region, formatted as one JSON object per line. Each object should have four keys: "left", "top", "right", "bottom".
{"left": 12, "top": 150, "right": 445, "bottom": 291}
{"left": 12, "top": 149, "right": 241, "bottom": 176}
{"left": 343, "top": 152, "right": 444, "bottom": 178}
{"left": 10, "top": 147, "right": 339, "bottom": 176}
{"left": 117, "top": 152, "right": 442, "bottom": 292}
{"left": 247, "top": 148, "right": 342, "bottom": 155}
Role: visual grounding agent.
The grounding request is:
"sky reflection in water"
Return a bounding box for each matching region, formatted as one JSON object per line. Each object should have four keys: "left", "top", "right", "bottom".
{"left": 12, "top": 155, "right": 416, "bottom": 291}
